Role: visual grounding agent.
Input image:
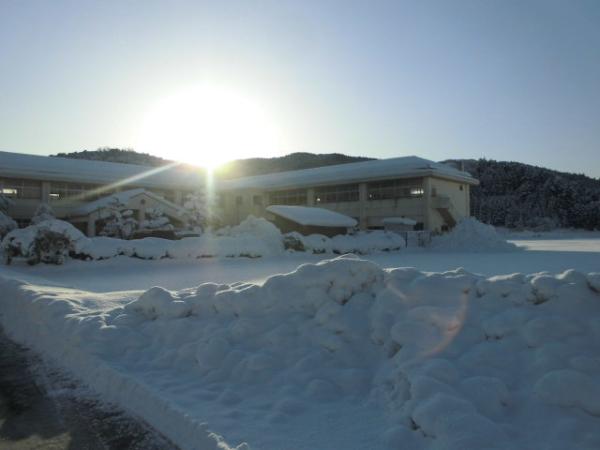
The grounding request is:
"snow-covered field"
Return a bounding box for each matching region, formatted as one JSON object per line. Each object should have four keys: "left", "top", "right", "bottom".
{"left": 1, "top": 233, "right": 600, "bottom": 450}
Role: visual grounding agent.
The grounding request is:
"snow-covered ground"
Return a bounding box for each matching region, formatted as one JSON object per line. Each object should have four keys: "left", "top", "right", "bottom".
{"left": 2, "top": 237, "right": 599, "bottom": 293}
{"left": 1, "top": 233, "right": 599, "bottom": 450}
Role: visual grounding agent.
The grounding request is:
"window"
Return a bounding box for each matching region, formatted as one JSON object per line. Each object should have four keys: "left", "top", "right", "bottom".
{"left": 314, "top": 184, "right": 359, "bottom": 203}
{"left": 236, "top": 196, "right": 243, "bottom": 206}
{"left": 253, "top": 195, "right": 263, "bottom": 206}
{"left": 269, "top": 189, "right": 307, "bottom": 205}
{"left": 459, "top": 185, "right": 464, "bottom": 191}
{"left": 49, "top": 182, "right": 99, "bottom": 201}
{"left": 0, "top": 178, "right": 42, "bottom": 199}
{"left": 367, "top": 178, "right": 424, "bottom": 200}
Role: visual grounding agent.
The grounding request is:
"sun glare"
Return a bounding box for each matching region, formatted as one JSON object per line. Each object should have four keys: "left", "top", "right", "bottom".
{"left": 135, "top": 85, "right": 285, "bottom": 169}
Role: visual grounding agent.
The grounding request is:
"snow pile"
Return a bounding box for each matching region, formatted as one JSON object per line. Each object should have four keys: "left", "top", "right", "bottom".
{"left": 289, "top": 231, "right": 406, "bottom": 254}
{"left": 2, "top": 258, "right": 600, "bottom": 449}
{"left": 431, "top": 218, "right": 519, "bottom": 252}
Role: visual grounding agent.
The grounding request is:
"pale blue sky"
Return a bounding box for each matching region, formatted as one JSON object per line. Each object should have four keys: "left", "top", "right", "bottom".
{"left": 1, "top": 0, "right": 599, "bottom": 176}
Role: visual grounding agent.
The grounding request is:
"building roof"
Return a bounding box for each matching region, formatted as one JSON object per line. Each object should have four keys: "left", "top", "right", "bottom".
{"left": 0, "top": 151, "right": 204, "bottom": 190}
{"left": 72, "top": 188, "right": 185, "bottom": 216}
{"left": 267, "top": 205, "right": 357, "bottom": 228}
{"left": 219, "top": 156, "right": 478, "bottom": 191}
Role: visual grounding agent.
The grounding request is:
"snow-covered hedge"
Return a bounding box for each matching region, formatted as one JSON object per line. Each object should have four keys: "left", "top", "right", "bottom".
{"left": 1, "top": 257, "right": 600, "bottom": 450}
{"left": 2, "top": 216, "right": 409, "bottom": 263}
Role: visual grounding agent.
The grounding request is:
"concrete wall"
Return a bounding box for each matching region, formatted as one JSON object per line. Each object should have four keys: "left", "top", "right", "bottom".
{"left": 426, "top": 177, "right": 471, "bottom": 232}
{"left": 219, "top": 175, "right": 473, "bottom": 233}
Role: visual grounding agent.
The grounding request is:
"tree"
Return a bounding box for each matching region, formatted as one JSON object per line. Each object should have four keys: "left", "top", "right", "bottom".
{"left": 100, "top": 197, "right": 138, "bottom": 239}
{"left": 31, "top": 203, "right": 55, "bottom": 224}
{"left": 183, "top": 191, "right": 213, "bottom": 232}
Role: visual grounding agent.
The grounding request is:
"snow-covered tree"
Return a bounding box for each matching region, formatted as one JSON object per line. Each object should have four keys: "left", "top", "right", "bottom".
{"left": 31, "top": 203, "right": 55, "bottom": 224}
{"left": 139, "top": 207, "right": 173, "bottom": 231}
{"left": 183, "top": 191, "right": 213, "bottom": 232}
{"left": 0, "top": 194, "right": 17, "bottom": 238}
{"left": 0, "top": 194, "right": 12, "bottom": 213}
{"left": 100, "top": 196, "right": 138, "bottom": 239}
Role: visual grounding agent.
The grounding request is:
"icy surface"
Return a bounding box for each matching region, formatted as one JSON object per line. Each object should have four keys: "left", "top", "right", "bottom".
{"left": 267, "top": 205, "right": 357, "bottom": 228}
{"left": 2, "top": 256, "right": 600, "bottom": 450}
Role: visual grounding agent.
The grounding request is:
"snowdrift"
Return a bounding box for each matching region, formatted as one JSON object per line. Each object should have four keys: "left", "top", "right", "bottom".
{"left": 431, "top": 218, "right": 519, "bottom": 252}
{"left": 1, "top": 257, "right": 600, "bottom": 450}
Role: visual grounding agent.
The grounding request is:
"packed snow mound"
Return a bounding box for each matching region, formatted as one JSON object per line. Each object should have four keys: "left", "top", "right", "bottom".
{"left": 431, "top": 218, "right": 519, "bottom": 252}
{"left": 2, "top": 258, "right": 600, "bottom": 449}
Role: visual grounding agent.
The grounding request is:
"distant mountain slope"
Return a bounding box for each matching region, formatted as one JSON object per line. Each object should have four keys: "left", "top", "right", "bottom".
{"left": 53, "top": 149, "right": 600, "bottom": 229}
{"left": 445, "top": 159, "right": 600, "bottom": 230}
{"left": 52, "top": 148, "right": 172, "bottom": 167}
{"left": 214, "top": 152, "right": 373, "bottom": 179}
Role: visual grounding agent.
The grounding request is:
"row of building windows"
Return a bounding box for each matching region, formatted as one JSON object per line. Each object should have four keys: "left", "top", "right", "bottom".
{"left": 1, "top": 179, "right": 42, "bottom": 199}
{"left": 269, "top": 189, "right": 307, "bottom": 205}
{"left": 259, "top": 180, "right": 424, "bottom": 206}
{"left": 0, "top": 178, "right": 187, "bottom": 204}
{"left": 367, "top": 179, "right": 424, "bottom": 200}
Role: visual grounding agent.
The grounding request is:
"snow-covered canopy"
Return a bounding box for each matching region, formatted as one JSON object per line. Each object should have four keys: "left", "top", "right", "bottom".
{"left": 0, "top": 151, "right": 204, "bottom": 189}
{"left": 382, "top": 217, "right": 418, "bottom": 226}
{"left": 267, "top": 205, "right": 357, "bottom": 228}
{"left": 72, "top": 188, "right": 184, "bottom": 216}
{"left": 220, "top": 156, "right": 478, "bottom": 191}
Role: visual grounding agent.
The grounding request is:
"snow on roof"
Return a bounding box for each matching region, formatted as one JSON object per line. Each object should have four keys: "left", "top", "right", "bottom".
{"left": 382, "top": 217, "right": 418, "bottom": 226}
{"left": 220, "top": 156, "right": 478, "bottom": 191}
{"left": 267, "top": 205, "right": 357, "bottom": 228}
{"left": 0, "top": 151, "right": 204, "bottom": 189}
{"left": 72, "top": 188, "right": 184, "bottom": 216}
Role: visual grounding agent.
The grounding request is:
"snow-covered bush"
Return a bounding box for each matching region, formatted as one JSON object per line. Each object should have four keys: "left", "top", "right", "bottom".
{"left": 139, "top": 207, "right": 173, "bottom": 231}
{"left": 0, "top": 194, "right": 17, "bottom": 239}
{"left": 100, "top": 197, "right": 138, "bottom": 239}
{"left": 31, "top": 203, "right": 55, "bottom": 224}
{"left": 0, "top": 212, "right": 17, "bottom": 239}
{"left": 1, "top": 219, "right": 86, "bottom": 265}
{"left": 430, "top": 217, "right": 519, "bottom": 252}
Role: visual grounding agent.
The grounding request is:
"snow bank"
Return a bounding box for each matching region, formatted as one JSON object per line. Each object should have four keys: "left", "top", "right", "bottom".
{"left": 431, "top": 218, "right": 519, "bottom": 252}
{"left": 2, "top": 258, "right": 600, "bottom": 449}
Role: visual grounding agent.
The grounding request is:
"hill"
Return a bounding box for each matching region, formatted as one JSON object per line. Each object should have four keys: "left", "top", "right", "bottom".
{"left": 214, "top": 152, "right": 373, "bottom": 179}
{"left": 445, "top": 159, "right": 600, "bottom": 230}
{"left": 52, "top": 148, "right": 172, "bottom": 167}
{"left": 52, "top": 149, "right": 600, "bottom": 229}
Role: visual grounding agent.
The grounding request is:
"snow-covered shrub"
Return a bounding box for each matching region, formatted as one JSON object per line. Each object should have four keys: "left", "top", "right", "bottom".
{"left": 1, "top": 219, "right": 86, "bottom": 265}
{"left": 139, "top": 207, "right": 173, "bottom": 231}
{"left": 100, "top": 197, "right": 138, "bottom": 239}
{"left": 31, "top": 203, "right": 55, "bottom": 224}
{"left": 0, "top": 194, "right": 17, "bottom": 239}
{"left": 430, "top": 217, "right": 519, "bottom": 252}
{"left": 283, "top": 232, "right": 305, "bottom": 251}
{"left": 0, "top": 211, "right": 17, "bottom": 239}
{"left": 0, "top": 194, "right": 12, "bottom": 213}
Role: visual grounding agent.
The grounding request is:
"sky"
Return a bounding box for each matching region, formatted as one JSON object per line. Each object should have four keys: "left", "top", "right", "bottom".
{"left": 1, "top": 0, "right": 599, "bottom": 176}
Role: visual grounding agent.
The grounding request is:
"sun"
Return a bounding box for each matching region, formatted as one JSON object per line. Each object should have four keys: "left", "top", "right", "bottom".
{"left": 135, "top": 85, "right": 285, "bottom": 169}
